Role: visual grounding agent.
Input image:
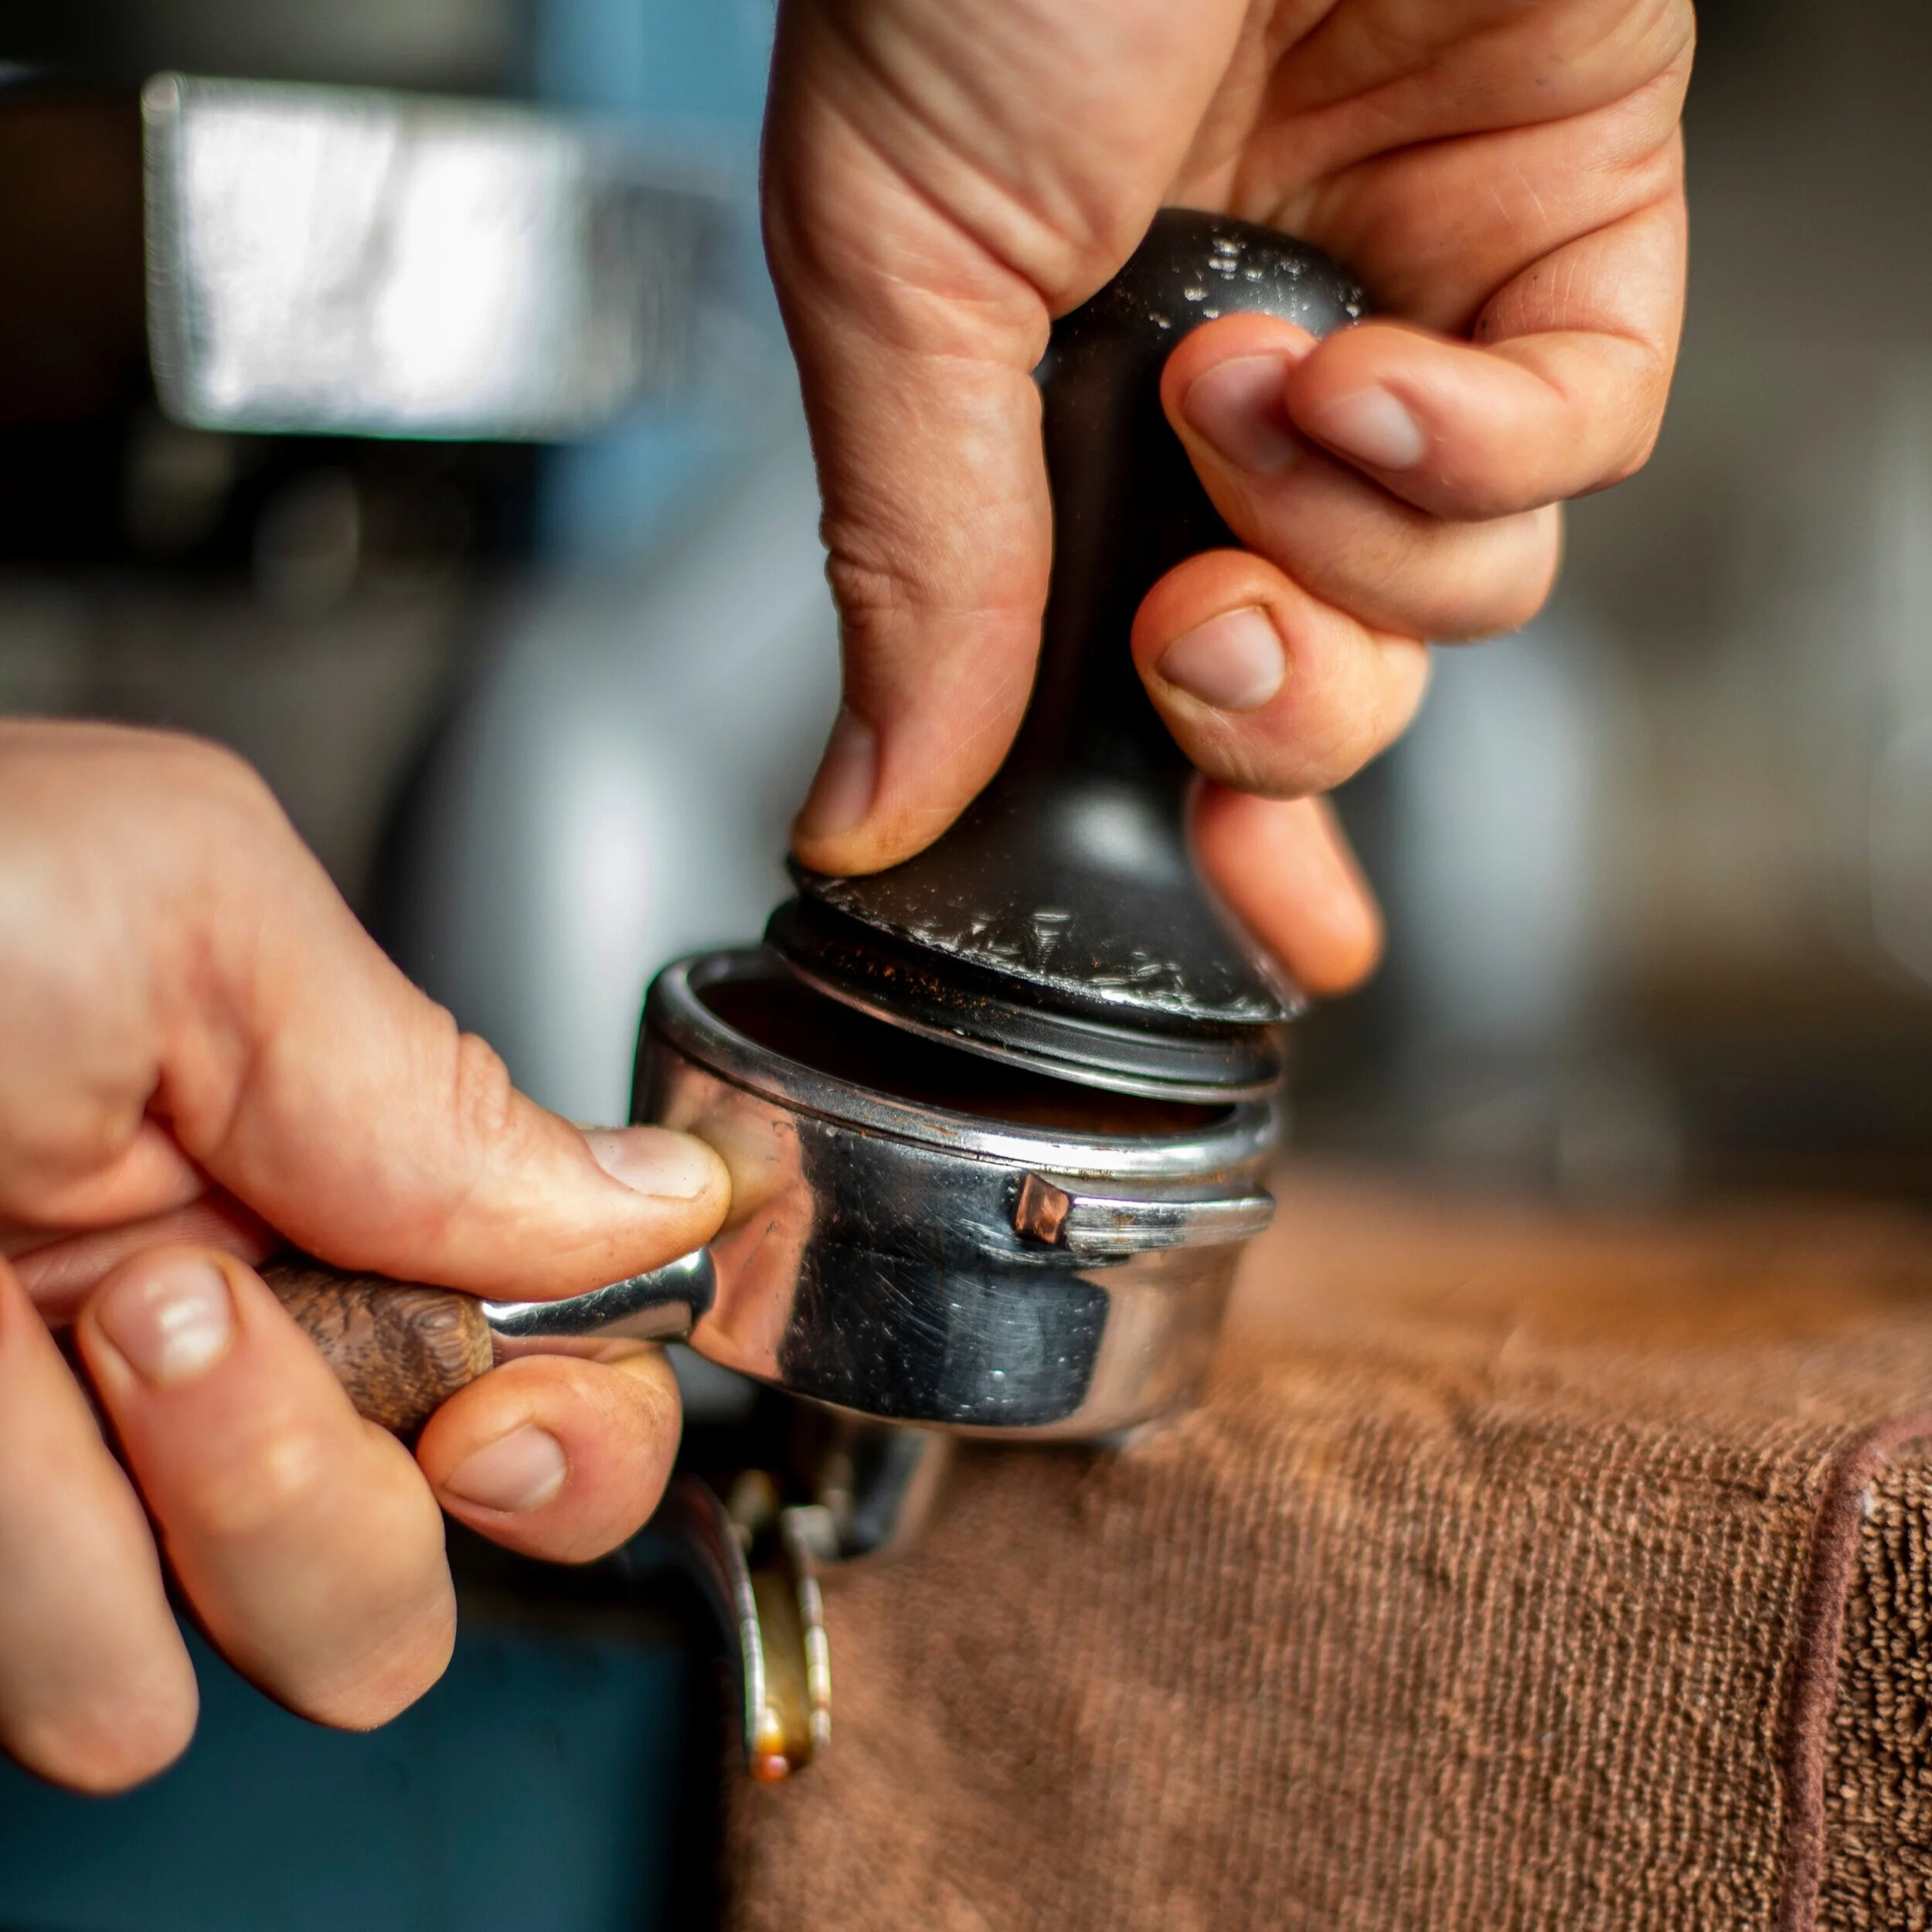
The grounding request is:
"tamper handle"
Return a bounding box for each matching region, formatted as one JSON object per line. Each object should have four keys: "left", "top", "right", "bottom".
{"left": 264, "top": 1250, "right": 716, "bottom": 1435}
{"left": 1020, "top": 214, "right": 1362, "bottom": 785}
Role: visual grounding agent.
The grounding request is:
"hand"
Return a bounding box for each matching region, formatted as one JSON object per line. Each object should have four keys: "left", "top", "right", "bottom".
{"left": 764, "top": 0, "right": 1691, "bottom": 993}
{"left": 0, "top": 720, "right": 728, "bottom": 1791}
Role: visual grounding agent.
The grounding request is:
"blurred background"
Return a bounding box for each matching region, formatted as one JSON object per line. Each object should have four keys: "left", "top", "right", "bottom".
{"left": 1291, "top": 0, "right": 1932, "bottom": 1208}
{"left": 2, "top": 0, "right": 1931, "bottom": 1924}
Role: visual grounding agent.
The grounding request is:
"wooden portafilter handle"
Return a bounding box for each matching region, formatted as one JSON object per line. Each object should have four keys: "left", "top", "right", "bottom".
{"left": 263, "top": 1261, "right": 493, "bottom": 1435}
{"left": 260, "top": 1250, "right": 717, "bottom": 1436}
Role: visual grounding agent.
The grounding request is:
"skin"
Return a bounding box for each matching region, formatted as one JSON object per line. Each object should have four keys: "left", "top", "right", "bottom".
{"left": 2, "top": 0, "right": 1691, "bottom": 1792}
{"left": 0, "top": 723, "right": 726, "bottom": 1791}
{"left": 766, "top": 0, "right": 1693, "bottom": 992}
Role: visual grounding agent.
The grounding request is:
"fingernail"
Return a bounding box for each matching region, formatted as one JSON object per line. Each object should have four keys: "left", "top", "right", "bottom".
{"left": 1181, "top": 355, "right": 1304, "bottom": 476}
{"left": 94, "top": 1257, "right": 235, "bottom": 1386}
{"left": 794, "top": 706, "right": 878, "bottom": 843}
{"left": 442, "top": 1425, "right": 567, "bottom": 1514}
{"left": 1311, "top": 385, "right": 1427, "bottom": 471}
{"left": 1157, "top": 607, "right": 1286, "bottom": 713}
{"left": 587, "top": 1125, "right": 719, "bottom": 1202}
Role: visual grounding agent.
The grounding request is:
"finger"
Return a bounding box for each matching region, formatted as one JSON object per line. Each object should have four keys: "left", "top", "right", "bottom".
{"left": 416, "top": 1348, "right": 681, "bottom": 1565}
{"left": 1194, "top": 789, "right": 1381, "bottom": 998}
{"left": 0, "top": 1257, "right": 195, "bottom": 1791}
{"left": 78, "top": 1246, "right": 454, "bottom": 1730}
{"left": 11, "top": 1187, "right": 272, "bottom": 1325}
{"left": 1131, "top": 548, "right": 1429, "bottom": 798}
{"left": 776, "top": 209, "right": 1054, "bottom": 878}
{"left": 1277, "top": 62, "right": 1692, "bottom": 335}
{"left": 1283, "top": 197, "right": 1686, "bottom": 520}
{"left": 195, "top": 842, "right": 733, "bottom": 1293}
{"left": 4, "top": 1114, "right": 205, "bottom": 1239}
{"left": 1259, "top": 0, "right": 1692, "bottom": 160}
{"left": 767, "top": 1, "right": 1054, "bottom": 876}
{"left": 1162, "top": 313, "right": 1563, "bottom": 642}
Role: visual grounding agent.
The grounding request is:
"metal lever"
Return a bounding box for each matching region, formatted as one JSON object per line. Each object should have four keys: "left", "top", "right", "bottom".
{"left": 481, "top": 1249, "right": 716, "bottom": 1354}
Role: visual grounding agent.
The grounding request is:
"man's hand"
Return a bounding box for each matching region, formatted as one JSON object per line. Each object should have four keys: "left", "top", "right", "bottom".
{"left": 0, "top": 720, "right": 728, "bottom": 1791}
{"left": 764, "top": 0, "right": 1692, "bottom": 992}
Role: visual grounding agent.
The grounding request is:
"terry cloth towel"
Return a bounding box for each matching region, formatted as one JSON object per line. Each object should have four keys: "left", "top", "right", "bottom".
{"left": 723, "top": 1168, "right": 1932, "bottom": 1932}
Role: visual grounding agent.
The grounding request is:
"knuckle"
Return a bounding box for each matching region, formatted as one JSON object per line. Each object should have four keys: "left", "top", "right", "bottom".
{"left": 138, "top": 735, "right": 307, "bottom": 908}
{"left": 1456, "top": 520, "right": 1563, "bottom": 638}
{"left": 173, "top": 1417, "right": 337, "bottom": 1541}
{"left": 824, "top": 548, "right": 912, "bottom": 622}
{"left": 1606, "top": 420, "right": 1665, "bottom": 490}
{"left": 175, "top": 730, "right": 260, "bottom": 790}
{"left": 161, "top": 733, "right": 287, "bottom": 832}
{"left": 448, "top": 1030, "right": 521, "bottom": 1156}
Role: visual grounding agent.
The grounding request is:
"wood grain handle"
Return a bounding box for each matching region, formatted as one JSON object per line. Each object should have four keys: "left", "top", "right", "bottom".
{"left": 264, "top": 1259, "right": 493, "bottom": 1436}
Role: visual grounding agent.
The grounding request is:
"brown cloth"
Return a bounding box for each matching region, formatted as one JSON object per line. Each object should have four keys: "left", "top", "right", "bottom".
{"left": 724, "top": 1169, "right": 1932, "bottom": 1932}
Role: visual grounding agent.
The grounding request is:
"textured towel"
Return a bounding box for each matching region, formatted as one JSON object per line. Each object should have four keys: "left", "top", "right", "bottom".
{"left": 723, "top": 1170, "right": 1932, "bottom": 1931}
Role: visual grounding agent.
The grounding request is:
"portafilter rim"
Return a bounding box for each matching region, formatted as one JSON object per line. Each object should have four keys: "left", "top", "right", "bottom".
{"left": 644, "top": 948, "right": 1280, "bottom": 1183}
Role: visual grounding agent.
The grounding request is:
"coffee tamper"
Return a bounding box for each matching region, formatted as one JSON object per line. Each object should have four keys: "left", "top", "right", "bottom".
{"left": 260, "top": 209, "right": 1363, "bottom": 1772}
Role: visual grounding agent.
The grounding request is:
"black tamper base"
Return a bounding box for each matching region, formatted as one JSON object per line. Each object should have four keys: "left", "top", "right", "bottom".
{"left": 767, "top": 892, "right": 1291, "bottom": 1103}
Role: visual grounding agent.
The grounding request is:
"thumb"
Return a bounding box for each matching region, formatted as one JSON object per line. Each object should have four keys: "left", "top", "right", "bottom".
{"left": 763, "top": 0, "right": 1258, "bottom": 877}
{"left": 766, "top": 19, "right": 1059, "bottom": 876}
